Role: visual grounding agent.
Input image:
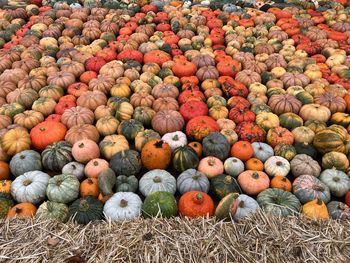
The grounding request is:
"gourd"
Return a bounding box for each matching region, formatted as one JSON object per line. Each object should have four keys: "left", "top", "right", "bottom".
{"left": 264, "top": 156, "right": 290, "bottom": 177}
{"left": 178, "top": 191, "right": 215, "bottom": 218}
{"left": 142, "top": 191, "right": 177, "bottom": 218}
{"left": 257, "top": 188, "right": 301, "bottom": 217}
{"left": 98, "top": 168, "right": 116, "bottom": 196}
{"left": 36, "top": 201, "right": 69, "bottom": 222}
{"left": 139, "top": 169, "right": 176, "bottom": 196}
{"left": 172, "top": 146, "right": 199, "bottom": 173}
{"left": 0, "top": 193, "right": 14, "bottom": 218}
{"left": 215, "top": 193, "right": 239, "bottom": 221}
{"left": 115, "top": 175, "right": 138, "bottom": 193}
{"left": 202, "top": 132, "right": 230, "bottom": 161}
{"left": 9, "top": 150, "right": 42, "bottom": 177}
{"left": 110, "top": 150, "right": 141, "bottom": 176}
{"left": 319, "top": 169, "right": 350, "bottom": 198}
{"left": 69, "top": 196, "right": 104, "bottom": 224}
{"left": 234, "top": 194, "right": 260, "bottom": 221}
{"left": 302, "top": 199, "right": 329, "bottom": 220}
{"left": 141, "top": 139, "right": 172, "bottom": 170}
{"left": 237, "top": 170, "right": 270, "bottom": 195}
{"left": 161, "top": 131, "right": 187, "bottom": 152}
{"left": 62, "top": 162, "right": 85, "bottom": 181}
{"left": 224, "top": 157, "right": 244, "bottom": 177}
{"left": 71, "top": 139, "right": 100, "bottom": 164}
{"left": 327, "top": 201, "right": 350, "bottom": 220}
{"left": 11, "top": 171, "right": 50, "bottom": 204}
{"left": 321, "top": 152, "right": 349, "bottom": 171}
{"left": 176, "top": 169, "right": 210, "bottom": 194}
{"left": 293, "top": 175, "right": 331, "bottom": 204}
{"left": 210, "top": 174, "right": 241, "bottom": 199}
{"left": 251, "top": 142, "right": 274, "bottom": 162}
{"left": 104, "top": 192, "right": 143, "bottom": 220}
{"left": 41, "top": 141, "right": 73, "bottom": 172}
{"left": 7, "top": 202, "right": 37, "bottom": 219}
{"left": 46, "top": 174, "right": 80, "bottom": 204}
{"left": 198, "top": 156, "right": 224, "bottom": 179}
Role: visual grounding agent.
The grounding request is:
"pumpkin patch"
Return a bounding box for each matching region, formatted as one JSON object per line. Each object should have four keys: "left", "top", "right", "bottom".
{"left": 0, "top": 0, "right": 350, "bottom": 224}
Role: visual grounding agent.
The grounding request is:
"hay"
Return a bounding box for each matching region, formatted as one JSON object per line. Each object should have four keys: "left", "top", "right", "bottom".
{"left": 0, "top": 211, "right": 350, "bottom": 263}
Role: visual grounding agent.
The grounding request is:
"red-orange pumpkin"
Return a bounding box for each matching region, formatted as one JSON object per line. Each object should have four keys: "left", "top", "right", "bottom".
{"left": 30, "top": 121, "right": 67, "bottom": 151}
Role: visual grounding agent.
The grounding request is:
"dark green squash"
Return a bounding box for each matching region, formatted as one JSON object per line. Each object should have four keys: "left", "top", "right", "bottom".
{"left": 68, "top": 196, "right": 104, "bottom": 224}
{"left": 279, "top": 112, "right": 303, "bottom": 131}
{"left": 41, "top": 141, "right": 73, "bottom": 172}
{"left": 202, "top": 132, "right": 230, "bottom": 161}
{"left": 142, "top": 191, "right": 177, "bottom": 218}
{"left": 274, "top": 144, "right": 297, "bottom": 161}
{"left": 0, "top": 193, "right": 14, "bottom": 218}
{"left": 133, "top": 106, "right": 156, "bottom": 127}
{"left": 110, "top": 150, "right": 142, "bottom": 176}
{"left": 107, "top": 96, "right": 129, "bottom": 110}
{"left": 210, "top": 174, "right": 241, "bottom": 199}
{"left": 294, "top": 142, "right": 318, "bottom": 159}
{"left": 172, "top": 146, "right": 199, "bottom": 173}
{"left": 98, "top": 168, "right": 116, "bottom": 196}
{"left": 115, "top": 175, "right": 138, "bottom": 192}
{"left": 158, "top": 68, "right": 174, "bottom": 79}
{"left": 117, "top": 119, "right": 144, "bottom": 141}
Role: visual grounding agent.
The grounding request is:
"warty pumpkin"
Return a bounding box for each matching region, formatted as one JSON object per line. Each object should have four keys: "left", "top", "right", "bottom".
{"left": 141, "top": 139, "right": 172, "bottom": 170}
{"left": 178, "top": 191, "right": 214, "bottom": 218}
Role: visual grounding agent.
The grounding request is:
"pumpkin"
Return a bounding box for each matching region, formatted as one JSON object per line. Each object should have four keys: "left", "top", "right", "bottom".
{"left": 118, "top": 119, "right": 144, "bottom": 141}
{"left": 110, "top": 150, "right": 141, "bottom": 176}
{"left": 270, "top": 176, "right": 292, "bottom": 192}
{"left": 273, "top": 144, "right": 296, "bottom": 161}
{"left": 245, "top": 158, "right": 264, "bottom": 171}
{"left": 322, "top": 152, "right": 349, "bottom": 171}
{"left": 210, "top": 174, "right": 241, "bottom": 199}
{"left": 46, "top": 174, "right": 80, "bottom": 204}
{"left": 178, "top": 191, "right": 214, "bottom": 218}
{"left": 161, "top": 131, "right": 187, "bottom": 152}
{"left": 255, "top": 112, "right": 279, "bottom": 131}
{"left": 279, "top": 113, "right": 303, "bottom": 131}
{"left": 257, "top": 188, "right": 301, "bottom": 217}
{"left": 237, "top": 170, "right": 270, "bottom": 196}
{"left": 142, "top": 191, "right": 177, "bottom": 218}
{"left": 179, "top": 100, "right": 209, "bottom": 122}
{"left": 266, "top": 127, "right": 294, "bottom": 148}
{"left": 224, "top": 157, "right": 245, "bottom": 178}
{"left": 186, "top": 116, "right": 220, "bottom": 141}
{"left": 30, "top": 121, "right": 67, "bottom": 151}
{"left": 13, "top": 110, "right": 44, "bottom": 130}
{"left": 36, "top": 201, "right": 69, "bottom": 222}
{"left": 151, "top": 110, "right": 185, "bottom": 136}
{"left": 141, "top": 139, "right": 171, "bottom": 170}
{"left": 327, "top": 201, "right": 350, "bottom": 221}
{"left": 139, "top": 169, "right": 176, "bottom": 197}
{"left": 11, "top": 171, "right": 50, "bottom": 204}
{"left": 135, "top": 129, "right": 161, "bottom": 152}
{"left": 313, "top": 125, "right": 350, "bottom": 155}
{"left": 172, "top": 146, "right": 199, "bottom": 173}
{"left": 268, "top": 94, "right": 302, "bottom": 115}
{"left": 99, "top": 135, "right": 129, "bottom": 160}
{"left": 176, "top": 169, "right": 210, "bottom": 195}
{"left": 1, "top": 128, "right": 31, "bottom": 156}
{"left": 9, "top": 150, "right": 42, "bottom": 177}
{"left": 84, "top": 158, "right": 109, "bottom": 178}
{"left": 302, "top": 199, "right": 329, "bottom": 220}
{"left": 299, "top": 104, "right": 331, "bottom": 122}
{"left": 251, "top": 142, "right": 274, "bottom": 162}
{"left": 292, "top": 126, "right": 315, "bottom": 144}
{"left": 7, "top": 202, "right": 37, "bottom": 219}
{"left": 41, "top": 141, "right": 72, "bottom": 172}
{"left": 214, "top": 192, "right": 239, "bottom": 221}
{"left": 104, "top": 192, "right": 143, "bottom": 220}
{"left": 235, "top": 122, "right": 266, "bottom": 143}
{"left": 69, "top": 196, "right": 104, "bottom": 224}
{"left": 264, "top": 156, "right": 290, "bottom": 177}
{"left": 72, "top": 139, "right": 100, "bottom": 164}
{"left": 188, "top": 142, "right": 203, "bottom": 157}
{"left": 61, "top": 106, "right": 94, "bottom": 129}
{"left": 293, "top": 175, "right": 331, "bottom": 204}
{"left": 80, "top": 178, "right": 99, "bottom": 198}
{"left": 290, "top": 154, "right": 321, "bottom": 178}
{"left": 230, "top": 141, "right": 254, "bottom": 162}
{"left": 62, "top": 162, "right": 85, "bottom": 181}
{"left": 220, "top": 129, "right": 238, "bottom": 146}
{"left": 97, "top": 168, "right": 116, "bottom": 196}
{"left": 198, "top": 156, "right": 224, "bottom": 179}
{"left": 115, "top": 175, "right": 138, "bottom": 193}
{"left": 201, "top": 132, "right": 230, "bottom": 161}
{"left": 319, "top": 169, "right": 350, "bottom": 198}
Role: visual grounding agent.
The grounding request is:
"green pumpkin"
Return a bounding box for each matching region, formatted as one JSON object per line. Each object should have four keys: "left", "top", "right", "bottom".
{"left": 142, "top": 191, "right": 177, "bottom": 218}
{"left": 274, "top": 144, "right": 297, "bottom": 161}
{"left": 261, "top": 72, "right": 274, "bottom": 84}
{"left": 171, "top": 21, "right": 181, "bottom": 34}
{"left": 41, "top": 141, "right": 73, "bottom": 172}
{"left": 279, "top": 112, "right": 303, "bottom": 130}
{"left": 294, "top": 142, "right": 318, "bottom": 159}
{"left": 295, "top": 91, "right": 314, "bottom": 105}
{"left": 10, "top": 150, "right": 42, "bottom": 177}
{"left": 46, "top": 174, "right": 80, "bottom": 204}
{"left": 0, "top": 103, "right": 25, "bottom": 118}
{"left": 210, "top": 174, "right": 241, "bottom": 200}
{"left": 98, "top": 168, "right": 116, "bottom": 196}
{"left": 158, "top": 68, "right": 174, "bottom": 79}
{"left": 304, "top": 120, "right": 327, "bottom": 134}
{"left": 251, "top": 104, "right": 272, "bottom": 115}
{"left": 133, "top": 106, "right": 156, "bottom": 127}
{"left": 313, "top": 125, "right": 350, "bottom": 155}
{"left": 202, "top": 132, "right": 230, "bottom": 161}
{"left": 0, "top": 193, "right": 14, "bottom": 218}
{"left": 117, "top": 119, "right": 144, "bottom": 141}
{"left": 100, "top": 32, "right": 116, "bottom": 42}
{"left": 107, "top": 96, "right": 129, "bottom": 110}
{"left": 207, "top": 95, "right": 226, "bottom": 108}
{"left": 110, "top": 150, "right": 142, "bottom": 176}
{"left": 69, "top": 196, "right": 104, "bottom": 224}
{"left": 322, "top": 152, "right": 349, "bottom": 171}
{"left": 172, "top": 146, "right": 199, "bottom": 173}
{"left": 115, "top": 175, "right": 138, "bottom": 192}
{"left": 257, "top": 188, "right": 301, "bottom": 217}
{"left": 214, "top": 193, "right": 239, "bottom": 220}
{"left": 36, "top": 201, "right": 69, "bottom": 222}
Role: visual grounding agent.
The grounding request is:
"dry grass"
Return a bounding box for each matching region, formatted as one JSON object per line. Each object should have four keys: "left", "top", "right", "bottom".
{"left": 0, "top": 211, "right": 350, "bottom": 263}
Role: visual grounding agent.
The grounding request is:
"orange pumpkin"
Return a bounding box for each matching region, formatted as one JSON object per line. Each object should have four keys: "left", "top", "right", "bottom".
{"left": 30, "top": 121, "right": 67, "bottom": 151}
{"left": 0, "top": 180, "right": 11, "bottom": 193}
{"left": 178, "top": 191, "right": 215, "bottom": 218}
{"left": 188, "top": 142, "right": 202, "bottom": 157}
{"left": 0, "top": 161, "right": 10, "bottom": 180}
{"left": 141, "top": 139, "right": 171, "bottom": 170}
{"left": 237, "top": 170, "right": 270, "bottom": 195}
{"left": 7, "top": 203, "right": 37, "bottom": 219}
{"left": 245, "top": 158, "right": 264, "bottom": 171}
{"left": 80, "top": 178, "right": 100, "bottom": 198}
{"left": 266, "top": 127, "right": 294, "bottom": 148}
{"left": 270, "top": 176, "right": 292, "bottom": 192}
{"left": 172, "top": 60, "right": 197, "bottom": 78}
{"left": 230, "top": 141, "right": 254, "bottom": 161}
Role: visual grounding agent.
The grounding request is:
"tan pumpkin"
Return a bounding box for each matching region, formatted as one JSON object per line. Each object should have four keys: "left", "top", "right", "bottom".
{"left": 96, "top": 116, "right": 120, "bottom": 136}
{"left": 152, "top": 97, "right": 179, "bottom": 112}
{"left": 76, "top": 90, "right": 107, "bottom": 111}
{"left": 1, "top": 128, "right": 31, "bottom": 155}
{"left": 99, "top": 61, "right": 124, "bottom": 79}
{"left": 61, "top": 106, "right": 95, "bottom": 129}
{"left": 292, "top": 126, "right": 315, "bottom": 144}
{"left": 31, "top": 97, "right": 57, "bottom": 117}
{"left": 313, "top": 92, "right": 346, "bottom": 114}
{"left": 65, "top": 124, "right": 99, "bottom": 145}
{"left": 280, "top": 72, "right": 310, "bottom": 88}
{"left": 89, "top": 75, "right": 115, "bottom": 95}
{"left": 299, "top": 104, "right": 331, "bottom": 122}
{"left": 94, "top": 105, "right": 115, "bottom": 120}
{"left": 268, "top": 94, "right": 302, "bottom": 115}
{"left": 99, "top": 134, "right": 129, "bottom": 160}
{"left": 130, "top": 91, "right": 155, "bottom": 108}
{"left": 17, "top": 75, "right": 47, "bottom": 92}
{"left": 13, "top": 110, "right": 44, "bottom": 130}
{"left": 47, "top": 71, "right": 76, "bottom": 88}
{"left": 235, "top": 70, "right": 261, "bottom": 87}
{"left": 110, "top": 84, "right": 131, "bottom": 98}
{"left": 151, "top": 110, "right": 185, "bottom": 135}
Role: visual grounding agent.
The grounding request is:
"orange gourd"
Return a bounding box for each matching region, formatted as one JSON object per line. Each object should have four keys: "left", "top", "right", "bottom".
{"left": 84, "top": 158, "right": 109, "bottom": 178}
{"left": 245, "top": 158, "right": 264, "bottom": 171}
{"left": 230, "top": 141, "right": 254, "bottom": 161}
{"left": 7, "top": 203, "right": 37, "bottom": 219}
{"left": 188, "top": 142, "right": 202, "bottom": 157}
{"left": 237, "top": 170, "right": 270, "bottom": 195}
{"left": 178, "top": 191, "right": 215, "bottom": 218}
{"left": 141, "top": 139, "right": 171, "bottom": 170}
{"left": 270, "top": 176, "right": 292, "bottom": 192}
{"left": 80, "top": 178, "right": 100, "bottom": 198}
{"left": 0, "top": 180, "right": 11, "bottom": 193}
{"left": 0, "top": 161, "right": 10, "bottom": 180}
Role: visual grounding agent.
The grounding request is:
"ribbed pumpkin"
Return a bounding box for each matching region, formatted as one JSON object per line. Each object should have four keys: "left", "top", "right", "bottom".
{"left": 110, "top": 150, "right": 142, "bottom": 176}
{"left": 141, "top": 139, "right": 172, "bottom": 170}
{"left": 41, "top": 141, "right": 73, "bottom": 172}
{"left": 69, "top": 196, "right": 104, "bottom": 224}
{"left": 117, "top": 119, "right": 144, "bottom": 141}
{"left": 202, "top": 132, "right": 230, "bottom": 161}
{"left": 178, "top": 191, "right": 214, "bottom": 218}
{"left": 30, "top": 121, "right": 67, "bottom": 151}
{"left": 313, "top": 125, "right": 350, "bottom": 155}
{"left": 172, "top": 146, "right": 199, "bottom": 173}
{"left": 186, "top": 116, "right": 220, "bottom": 141}
{"left": 10, "top": 150, "right": 42, "bottom": 177}
{"left": 210, "top": 174, "right": 241, "bottom": 199}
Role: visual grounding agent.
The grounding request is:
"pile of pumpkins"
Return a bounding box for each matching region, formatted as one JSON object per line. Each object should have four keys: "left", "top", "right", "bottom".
{"left": 0, "top": 0, "right": 350, "bottom": 224}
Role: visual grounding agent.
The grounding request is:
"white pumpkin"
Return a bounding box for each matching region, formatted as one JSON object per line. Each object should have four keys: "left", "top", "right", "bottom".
{"left": 224, "top": 157, "right": 244, "bottom": 177}
{"left": 251, "top": 142, "right": 274, "bottom": 162}
{"left": 233, "top": 194, "right": 260, "bottom": 221}
{"left": 103, "top": 192, "right": 143, "bottom": 220}
{"left": 320, "top": 169, "right": 350, "bottom": 198}
{"left": 176, "top": 169, "right": 210, "bottom": 194}
{"left": 161, "top": 131, "right": 187, "bottom": 152}
{"left": 264, "top": 156, "right": 290, "bottom": 177}
{"left": 62, "top": 162, "right": 85, "bottom": 181}
{"left": 139, "top": 169, "right": 176, "bottom": 196}
{"left": 11, "top": 171, "right": 51, "bottom": 204}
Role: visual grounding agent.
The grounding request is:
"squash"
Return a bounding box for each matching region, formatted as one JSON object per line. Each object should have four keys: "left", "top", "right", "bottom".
{"left": 210, "top": 174, "right": 241, "bottom": 199}
{"left": 313, "top": 125, "right": 350, "bottom": 155}
{"left": 30, "top": 121, "right": 67, "bottom": 151}
{"left": 270, "top": 176, "right": 292, "bottom": 192}
{"left": 46, "top": 174, "right": 80, "bottom": 204}
{"left": 117, "top": 119, "right": 144, "bottom": 141}
{"left": 115, "top": 175, "right": 138, "bottom": 193}
{"left": 11, "top": 171, "right": 50, "bottom": 204}
{"left": 293, "top": 174, "right": 331, "bottom": 204}
{"left": 299, "top": 104, "right": 331, "bottom": 122}
{"left": 141, "top": 139, "right": 171, "bottom": 170}
{"left": 176, "top": 169, "right": 210, "bottom": 195}
{"left": 80, "top": 178, "right": 99, "bottom": 198}
{"left": 71, "top": 139, "right": 100, "bottom": 164}
{"left": 7, "top": 202, "right": 37, "bottom": 219}
{"left": 327, "top": 201, "right": 350, "bottom": 220}
{"left": 142, "top": 191, "right": 177, "bottom": 218}
{"left": 41, "top": 141, "right": 73, "bottom": 172}
{"left": 279, "top": 112, "right": 303, "bottom": 131}
{"left": 302, "top": 199, "right": 329, "bottom": 220}
{"left": 234, "top": 194, "right": 260, "bottom": 221}
{"left": 294, "top": 142, "right": 318, "bottom": 159}
{"left": 84, "top": 158, "right": 109, "bottom": 178}
{"left": 224, "top": 157, "right": 244, "bottom": 177}
{"left": 290, "top": 154, "right": 321, "bottom": 178}
{"left": 319, "top": 169, "right": 350, "bottom": 198}
{"left": 178, "top": 191, "right": 215, "bottom": 218}
{"left": 2, "top": 128, "right": 31, "bottom": 155}
{"left": 139, "top": 169, "right": 176, "bottom": 197}
{"left": 9, "top": 150, "right": 42, "bottom": 177}
{"left": 251, "top": 142, "right": 274, "bottom": 162}
{"left": 264, "top": 156, "right": 290, "bottom": 177}
{"left": 152, "top": 109, "right": 185, "bottom": 135}
{"left": 135, "top": 129, "right": 161, "bottom": 152}
{"left": 110, "top": 150, "right": 141, "bottom": 176}
{"left": 36, "top": 201, "right": 69, "bottom": 222}
{"left": 322, "top": 152, "right": 349, "bottom": 171}
{"left": 230, "top": 141, "right": 254, "bottom": 161}
{"left": 98, "top": 168, "right": 116, "bottom": 196}
{"left": 292, "top": 126, "right": 315, "bottom": 144}
{"left": 99, "top": 135, "right": 129, "bottom": 160}
{"left": 62, "top": 162, "right": 85, "bottom": 181}
{"left": 104, "top": 192, "right": 143, "bottom": 220}
{"left": 266, "top": 126, "right": 294, "bottom": 148}
{"left": 198, "top": 156, "right": 224, "bottom": 179}
{"left": 257, "top": 188, "right": 301, "bottom": 217}
{"left": 274, "top": 144, "right": 296, "bottom": 161}
{"left": 237, "top": 170, "right": 270, "bottom": 195}
{"left": 215, "top": 192, "right": 239, "bottom": 221}
{"left": 202, "top": 132, "right": 230, "bottom": 161}
{"left": 68, "top": 196, "right": 104, "bottom": 224}
{"left": 172, "top": 146, "right": 199, "bottom": 173}
{"left": 161, "top": 131, "right": 187, "bottom": 152}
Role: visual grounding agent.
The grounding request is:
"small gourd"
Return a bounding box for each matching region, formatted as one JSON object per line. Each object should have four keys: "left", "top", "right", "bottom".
{"left": 36, "top": 201, "right": 69, "bottom": 222}
{"left": 302, "top": 199, "right": 329, "bottom": 220}
{"left": 210, "top": 174, "right": 241, "bottom": 199}
{"left": 161, "top": 131, "right": 187, "bottom": 152}
{"left": 98, "top": 168, "right": 116, "bottom": 196}
{"left": 62, "top": 162, "right": 85, "bottom": 181}
{"left": 319, "top": 169, "right": 350, "bottom": 198}
{"left": 69, "top": 196, "right": 104, "bottom": 224}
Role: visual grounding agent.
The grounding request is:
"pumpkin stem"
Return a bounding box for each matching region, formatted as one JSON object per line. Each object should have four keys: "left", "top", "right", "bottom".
{"left": 79, "top": 199, "right": 90, "bottom": 211}
{"left": 207, "top": 158, "right": 216, "bottom": 166}
{"left": 276, "top": 161, "right": 282, "bottom": 166}
{"left": 333, "top": 177, "right": 340, "bottom": 182}
{"left": 153, "top": 176, "right": 161, "bottom": 183}
{"left": 238, "top": 200, "right": 245, "bottom": 208}
{"left": 93, "top": 161, "right": 99, "bottom": 166}
{"left": 15, "top": 207, "right": 22, "bottom": 214}
{"left": 251, "top": 172, "right": 260, "bottom": 179}
{"left": 120, "top": 199, "right": 128, "bottom": 208}
{"left": 20, "top": 155, "right": 25, "bottom": 160}
{"left": 39, "top": 127, "right": 46, "bottom": 132}
{"left": 23, "top": 180, "right": 32, "bottom": 186}
{"left": 78, "top": 142, "right": 85, "bottom": 148}
{"left": 194, "top": 192, "right": 203, "bottom": 204}
{"left": 87, "top": 178, "right": 93, "bottom": 184}
{"left": 192, "top": 173, "right": 201, "bottom": 180}
{"left": 172, "top": 135, "right": 179, "bottom": 141}
{"left": 154, "top": 140, "right": 165, "bottom": 148}
{"left": 224, "top": 176, "right": 233, "bottom": 185}
{"left": 316, "top": 198, "right": 323, "bottom": 206}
